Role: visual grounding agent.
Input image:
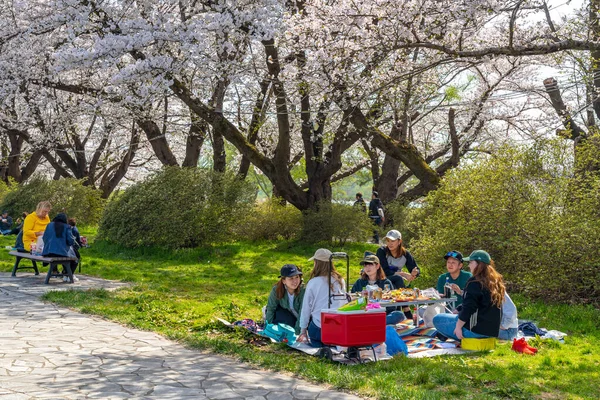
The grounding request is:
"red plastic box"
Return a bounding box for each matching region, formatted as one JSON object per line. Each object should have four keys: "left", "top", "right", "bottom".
{"left": 320, "top": 309, "right": 386, "bottom": 347}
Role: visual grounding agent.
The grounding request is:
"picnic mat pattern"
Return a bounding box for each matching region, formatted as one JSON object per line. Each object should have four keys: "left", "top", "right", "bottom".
{"left": 219, "top": 318, "right": 469, "bottom": 360}
{"left": 394, "top": 319, "right": 462, "bottom": 355}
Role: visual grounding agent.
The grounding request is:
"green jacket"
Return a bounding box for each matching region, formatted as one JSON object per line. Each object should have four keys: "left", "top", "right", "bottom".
{"left": 265, "top": 285, "right": 305, "bottom": 334}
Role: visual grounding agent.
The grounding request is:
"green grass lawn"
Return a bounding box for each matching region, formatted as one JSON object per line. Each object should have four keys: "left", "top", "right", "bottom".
{"left": 1, "top": 231, "right": 599, "bottom": 399}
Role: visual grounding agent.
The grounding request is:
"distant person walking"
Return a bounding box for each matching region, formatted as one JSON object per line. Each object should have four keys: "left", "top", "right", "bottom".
{"left": 0, "top": 211, "right": 13, "bottom": 235}
{"left": 368, "top": 191, "right": 385, "bottom": 243}
{"left": 353, "top": 192, "right": 367, "bottom": 213}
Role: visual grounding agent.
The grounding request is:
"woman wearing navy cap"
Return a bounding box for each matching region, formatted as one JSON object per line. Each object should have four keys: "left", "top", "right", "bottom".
{"left": 265, "top": 264, "right": 305, "bottom": 334}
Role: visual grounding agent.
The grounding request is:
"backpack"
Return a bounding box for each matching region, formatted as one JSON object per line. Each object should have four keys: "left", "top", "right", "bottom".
{"left": 263, "top": 323, "right": 296, "bottom": 344}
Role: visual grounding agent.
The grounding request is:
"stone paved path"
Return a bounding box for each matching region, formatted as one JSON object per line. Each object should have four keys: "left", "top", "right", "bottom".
{"left": 0, "top": 273, "right": 362, "bottom": 399}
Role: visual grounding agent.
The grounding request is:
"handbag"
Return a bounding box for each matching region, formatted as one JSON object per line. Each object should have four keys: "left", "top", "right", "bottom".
{"left": 262, "top": 323, "right": 296, "bottom": 344}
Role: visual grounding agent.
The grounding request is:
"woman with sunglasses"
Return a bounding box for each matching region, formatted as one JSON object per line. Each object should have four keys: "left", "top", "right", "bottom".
{"left": 265, "top": 264, "right": 305, "bottom": 334}
{"left": 433, "top": 250, "right": 504, "bottom": 341}
{"left": 376, "top": 229, "right": 420, "bottom": 290}
{"left": 351, "top": 253, "right": 404, "bottom": 325}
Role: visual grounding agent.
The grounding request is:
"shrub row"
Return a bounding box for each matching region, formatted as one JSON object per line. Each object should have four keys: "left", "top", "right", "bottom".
{"left": 0, "top": 177, "right": 104, "bottom": 226}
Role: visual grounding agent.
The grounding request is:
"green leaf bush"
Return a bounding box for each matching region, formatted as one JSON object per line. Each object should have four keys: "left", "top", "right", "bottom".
{"left": 0, "top": 176, "right": 105, "bottom": 225}
{"left": 97, "top": 167, "right": 256, "bottom": 248}
{"left": 409, "top": 139, "right": 600, "bottom": 304}
{"left": 301, "top": 201, "right": 373, "bottom": 245}
{"left": 233, "top": 199, "right": 303, "bottom": 241}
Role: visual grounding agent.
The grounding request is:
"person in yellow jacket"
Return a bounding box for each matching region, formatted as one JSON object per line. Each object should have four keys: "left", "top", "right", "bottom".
{"left": 23, "top": 201, "right": 52, "bottom": 251}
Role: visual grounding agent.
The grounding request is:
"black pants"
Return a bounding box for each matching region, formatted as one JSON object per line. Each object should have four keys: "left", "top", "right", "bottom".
{"left": 388, "top": 274, "right": 405, "bottom": 289}
{"left": 45, "top": 253, "right": 78, "bottom": 275}
{"left": 273, "top": 306, "right": 297, "bottom": 328}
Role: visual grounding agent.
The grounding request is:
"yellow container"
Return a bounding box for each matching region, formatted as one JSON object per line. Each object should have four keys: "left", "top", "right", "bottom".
{"left": 461, "top": 337, "right": 496, "bottom": 351}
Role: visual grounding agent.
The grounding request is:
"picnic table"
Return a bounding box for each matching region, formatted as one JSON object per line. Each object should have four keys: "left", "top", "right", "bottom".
{"left": 380, "top": 296, "right": 458, "bottom": 312}
{"left": 10, "top": 251, "right": 79, "bottom": 284}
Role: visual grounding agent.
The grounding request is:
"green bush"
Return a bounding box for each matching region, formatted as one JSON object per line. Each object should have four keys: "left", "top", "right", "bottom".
{"left": 301, "top": 201, "right": 373, "bottom": 245}
{"left": 97, "top": 167, "right": 257, "bottom": 248}
{"left": 0, "top": 176, "right": 105, "bottom": 225}
{"left": 409, "top": 139, "right": 600, "bottom": 304}
{"left": 233, "top": 199, "right": 303, "bottom": 241}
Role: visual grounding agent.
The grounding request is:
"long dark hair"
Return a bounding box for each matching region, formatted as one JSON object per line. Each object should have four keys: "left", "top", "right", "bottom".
{"left": 275, "top": 276, "right": 304, "bottom": 300}
{"left": 53, "top": 213, "right": 68, "bottom": 238}
{"left": 468, "top": 260, "right": 505, "bottom": 308}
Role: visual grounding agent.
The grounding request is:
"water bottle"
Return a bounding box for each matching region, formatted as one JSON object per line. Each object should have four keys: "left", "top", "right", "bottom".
{"left": 444, "top": 276, "right": 452, "bottom": 298}
{"left": 30, "top": 242, "right": 37, "bottom": 255}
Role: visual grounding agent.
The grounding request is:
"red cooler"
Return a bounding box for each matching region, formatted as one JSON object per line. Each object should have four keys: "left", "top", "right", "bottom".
{"left": 320, "top": 309, "right": 386, "bottom": 347}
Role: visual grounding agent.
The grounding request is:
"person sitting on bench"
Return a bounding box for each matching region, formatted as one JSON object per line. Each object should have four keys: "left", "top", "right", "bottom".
{"left": 23, "top": 201, "right": 51, "bottom": 252}
{"left": 42, "top": 213, "right": 79, "bottom": 282}
{"left": 0, "top": 211, "right": 13, "bottom": 235}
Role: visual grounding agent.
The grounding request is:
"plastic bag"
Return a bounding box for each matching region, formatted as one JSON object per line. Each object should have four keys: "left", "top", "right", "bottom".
{"left": 36, "top": 236, "right": 44, "bottom": 255}
{"left": 423, "top": 305, "right": 445, "bottom": 328}
{"left": 385, "top": 325, "right": 408, "bottom": 356}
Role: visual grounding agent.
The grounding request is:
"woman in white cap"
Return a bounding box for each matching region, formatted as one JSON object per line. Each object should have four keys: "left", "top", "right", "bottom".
{"left": 297, "top": 248, "right": 347, "bottom": 347}
{"left": 265, "top": 264, "right": 305, "bottom": 334}
{"left": 376, "top": 229, "right": 419, "bottom": 290}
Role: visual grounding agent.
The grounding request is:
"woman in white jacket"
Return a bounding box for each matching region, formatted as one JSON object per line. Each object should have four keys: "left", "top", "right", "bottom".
{"left": 297, "top": 248, "right": 346, "bottom": 347}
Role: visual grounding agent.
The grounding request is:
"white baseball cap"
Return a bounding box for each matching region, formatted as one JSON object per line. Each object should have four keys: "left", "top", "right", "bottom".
{"left": 385, "top": 230, "right": 402, "bottom": 241}
{"left": 308, "top": 248, "right": 332, "bottom": 262}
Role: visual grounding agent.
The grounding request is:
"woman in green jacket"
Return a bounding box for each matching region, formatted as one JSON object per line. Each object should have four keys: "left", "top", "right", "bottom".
{"left": 266, "top": 264, "right": 305, "bottom": 334}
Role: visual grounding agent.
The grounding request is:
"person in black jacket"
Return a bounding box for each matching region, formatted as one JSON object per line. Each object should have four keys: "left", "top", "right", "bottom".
{"left": 376, "top": 229, "right": 419, "bottom": 290}
{"left": 432, "top": 250, "right": 505, "bottom": 340}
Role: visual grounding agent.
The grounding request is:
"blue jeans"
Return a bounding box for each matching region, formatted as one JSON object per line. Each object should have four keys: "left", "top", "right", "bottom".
{"left": 498, "top": 328, "right": 517, "bottom": 340}
{"left": 308, "top": 320, "right": 323, "bottom": 348}
{"left": 1, "top": 229, "right": 11, "bottom": 235}
{"left": 386, "top": 311, "right": 405, "bottom": 325}
{"left": 433, "top": 313, "right": 490, "bottom": 341}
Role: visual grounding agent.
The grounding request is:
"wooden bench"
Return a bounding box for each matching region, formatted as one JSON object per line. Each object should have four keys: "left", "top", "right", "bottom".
{"left": 10, "top": 251, "right": 79, "bottom": 284}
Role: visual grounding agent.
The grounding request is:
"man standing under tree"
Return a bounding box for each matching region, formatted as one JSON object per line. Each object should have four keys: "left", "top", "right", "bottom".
{"left": 353, "top": 192, "right": 367, "bottom": 213}
{"left": 368, "top": 192, "right": 385, "bottom": 243}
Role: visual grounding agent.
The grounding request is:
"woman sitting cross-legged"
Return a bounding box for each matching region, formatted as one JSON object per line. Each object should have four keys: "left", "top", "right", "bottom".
{"left": 42, "top": 213, "right": 79, "bottom": 282}
{"left": 433, "top": 250, "right": 504, "bottom": 341}
{"left": 265, "top": 264, "right": 305, "bottom": 334}
{"left": 350, "top": 253, "right": 405, "bottom": 326}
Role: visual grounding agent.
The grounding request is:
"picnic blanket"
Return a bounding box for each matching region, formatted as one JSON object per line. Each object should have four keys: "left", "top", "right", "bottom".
{"left": 391, "top": 319, "right": 468, "bottom": 357}
{"left": 219, "top": 317, "right": 473, "bottom": 361}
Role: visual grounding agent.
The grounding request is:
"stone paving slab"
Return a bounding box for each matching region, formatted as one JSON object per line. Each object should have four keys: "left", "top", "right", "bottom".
{"left": 0, "top": 273, "right": 363, "bottom": 399}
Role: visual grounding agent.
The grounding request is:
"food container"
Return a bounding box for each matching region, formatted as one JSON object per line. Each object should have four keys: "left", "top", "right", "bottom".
{"left": 321, "top": 309, "right": 386, "bottom": 347}
{"left": 461, "top": 337, "right": 496, "bottom": 351}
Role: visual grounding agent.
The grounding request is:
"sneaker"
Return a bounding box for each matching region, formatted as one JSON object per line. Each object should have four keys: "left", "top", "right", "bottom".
{"left": 62, "top": 276, "right": 69, "bottom": 282}
{"left": 72, "top": 275, "right": 79, "bottom": 282}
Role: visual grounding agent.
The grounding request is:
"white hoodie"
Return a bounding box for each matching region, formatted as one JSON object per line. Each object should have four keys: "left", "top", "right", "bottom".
{"left": 299, "top": 276, "right": 346, "bottom": 329}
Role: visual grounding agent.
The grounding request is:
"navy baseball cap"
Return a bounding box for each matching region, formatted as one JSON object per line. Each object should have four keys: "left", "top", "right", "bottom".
{"left": 444, "top": 250, "right": 464, "bottom": 262}
{"left": 279, "top": 264, "right": 302, "bottom": 278}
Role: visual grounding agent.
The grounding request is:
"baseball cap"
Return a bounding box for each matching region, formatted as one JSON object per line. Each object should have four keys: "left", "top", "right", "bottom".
{"left": 385, "top": 230, "right": 402, "bottom": 241}
{"left": 444, "top": 250, "right": 464, "bottom": 262}
{"left": 279, "top": 264, "right": 302, "bottom": 278}
{"left": 359, "top": 254, "right": 380, "bottom": 266}
{"left": 463, "top": 250, "right": 491, "bottom": 264}
{"left": 308, "top": 248, "right": 332, "bottom": 262}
